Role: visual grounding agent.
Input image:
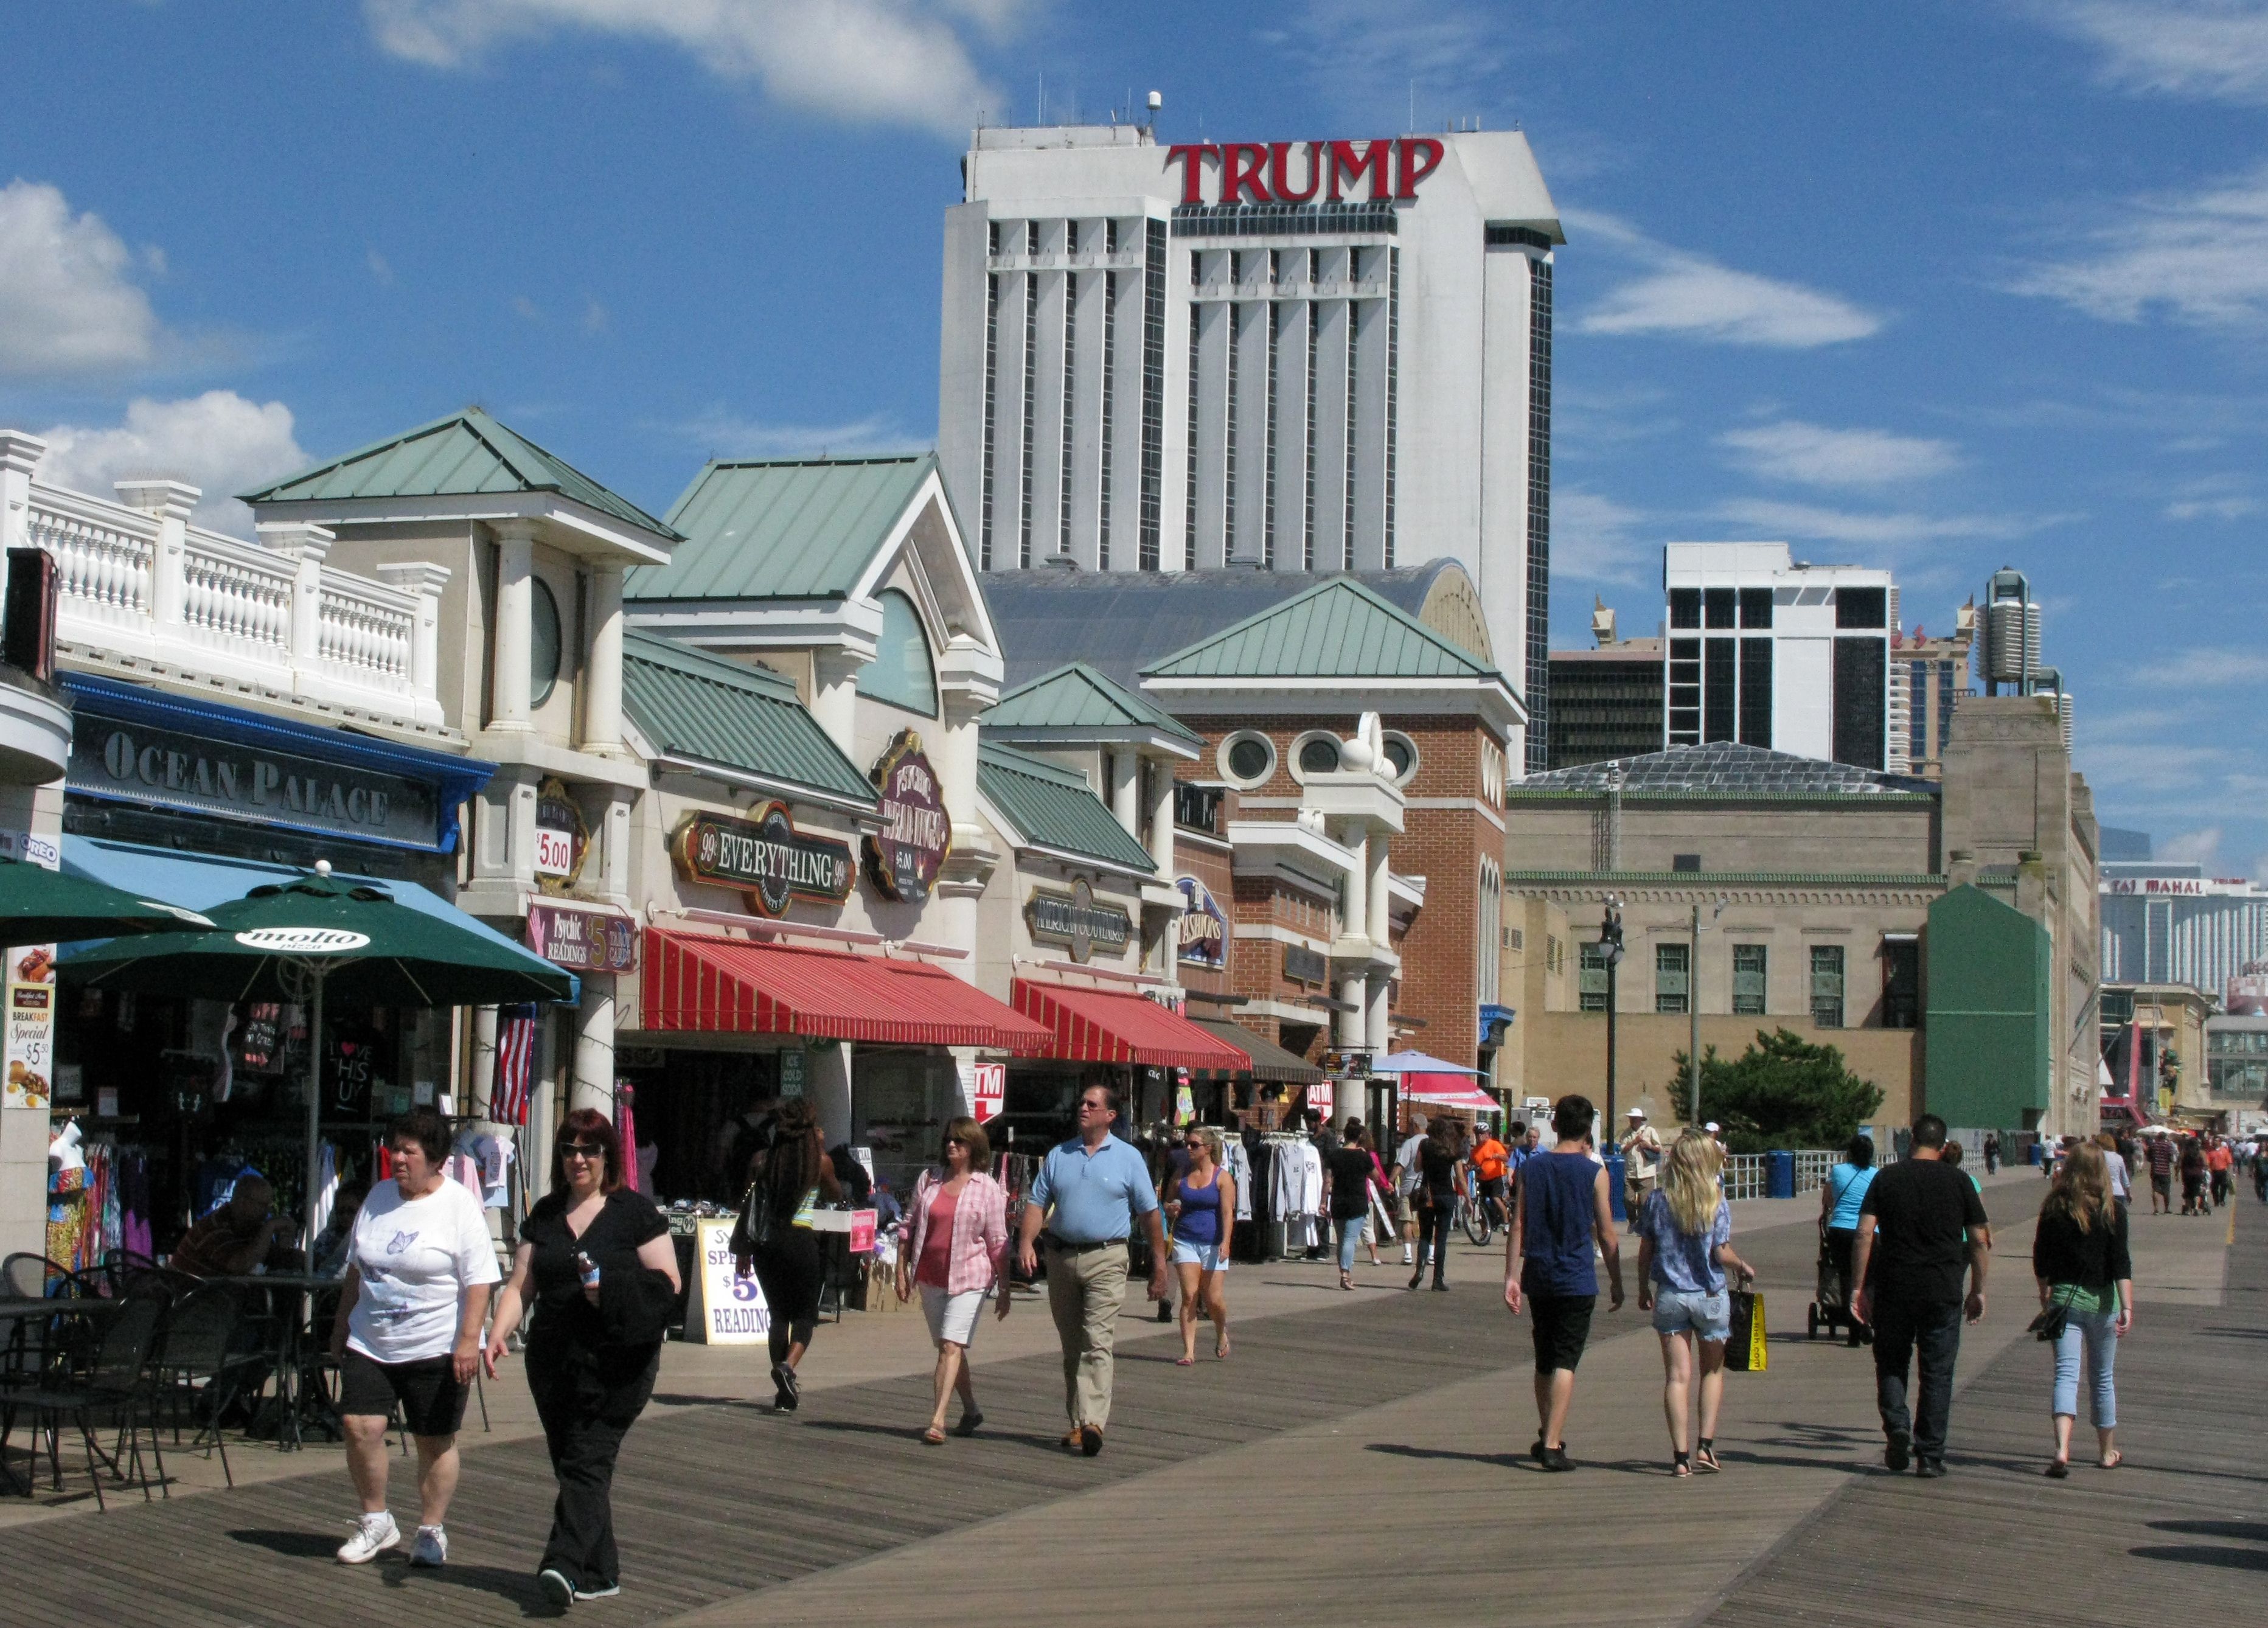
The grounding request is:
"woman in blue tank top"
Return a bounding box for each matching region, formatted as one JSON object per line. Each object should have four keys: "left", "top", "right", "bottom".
{"left": 1504, "top": 1095, "right": 1624, "bottom": 1472}
{"left": 1164, "top": 1126, "right": 1236, "bottom": 1365}
{"left": 1819, "top": 1135, "right": 1876, "bottom": 1334}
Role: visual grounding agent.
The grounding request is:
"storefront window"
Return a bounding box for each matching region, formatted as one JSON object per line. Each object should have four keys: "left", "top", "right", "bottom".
{"left": 853, "top": 1048, "right": 961, "bottom": 1202}
{"left": 855, "top": 590, "right": 938, "bottom": 716}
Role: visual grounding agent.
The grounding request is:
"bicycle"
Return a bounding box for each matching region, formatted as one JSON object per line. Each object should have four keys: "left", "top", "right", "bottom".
{"left": 1459, "top": 1185, "right": 1510, "bottom": 1247}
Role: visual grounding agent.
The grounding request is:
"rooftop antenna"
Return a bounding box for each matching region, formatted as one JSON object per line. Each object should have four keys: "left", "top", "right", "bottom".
{"left": 1037, "top": 71, "right": 1044, "bottom": 125}
{"left": 1146, "top": 89, "right": 1161, "bottom": 136}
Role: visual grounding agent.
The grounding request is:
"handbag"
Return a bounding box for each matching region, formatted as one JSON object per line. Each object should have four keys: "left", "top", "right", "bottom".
{"left": 1725, "top": 1287, "right": 1768, "bottom": 1372}
{"left": 2028, "top": 1289, "right": 2072, "bottom": 1342}
{"left": 728, "top": 1173, "right": 776, "bottom": 1257}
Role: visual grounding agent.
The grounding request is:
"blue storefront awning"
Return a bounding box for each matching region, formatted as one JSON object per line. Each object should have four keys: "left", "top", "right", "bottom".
{"left": 58, "top": 835, "right": 576, "bottom": 1003}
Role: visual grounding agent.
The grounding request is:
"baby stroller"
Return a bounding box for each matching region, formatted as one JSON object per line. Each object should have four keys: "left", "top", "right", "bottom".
{"left": 1806, "top": 1225, "right": 1866, "bottom": 1346}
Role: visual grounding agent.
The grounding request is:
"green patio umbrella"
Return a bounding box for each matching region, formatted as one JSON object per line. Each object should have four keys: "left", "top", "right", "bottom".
{"left": 0, "top": 854, "right": 218, "bottom": 944}
{"left": 66, "top": 863, "right": 576, "bottom": 1256}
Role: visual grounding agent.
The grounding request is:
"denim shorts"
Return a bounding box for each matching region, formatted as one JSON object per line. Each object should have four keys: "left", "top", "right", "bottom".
{"left": 1651, "top": 1286, "right": 1731, "bottom": 1343}
{"left": 1171, "top": 1239, "right": 1228, "bottom": 1271}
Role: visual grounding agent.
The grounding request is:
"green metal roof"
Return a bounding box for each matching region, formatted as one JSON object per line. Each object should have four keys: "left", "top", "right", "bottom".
{"left": 1141, "top": 576, "right": 1498, "bottom": 681}
{"left": 1504, "top": 790, "right": 1939, "bottom": 806}
{"left": 1501, "top": 871, "right": 1946, "bottom": 888}
{"left": 978, "top": 742, "right": 1157, "bottom": 874}
{"left": 980, "top": 662, "right": 1202, "bottom": 743}
{"left": 621, "top": 632, "right": 877, "bottom": 807}
{"left": 627, "top": 455, "right": 936, "bottom": 601}
{"left": 240, "top": 408, "right": 678, "bottom": 541}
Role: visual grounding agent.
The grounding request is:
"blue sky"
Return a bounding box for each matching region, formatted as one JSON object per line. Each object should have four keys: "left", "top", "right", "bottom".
{"left": 5, "top": 1, "right": 2266, "bottom": 868}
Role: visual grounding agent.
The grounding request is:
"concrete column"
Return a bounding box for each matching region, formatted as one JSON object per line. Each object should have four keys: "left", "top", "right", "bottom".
{"left": 600, "top": 787, "right": 632, "bottom": 904}
{"left": 491, "top": 522, "right": 537, "bottom": 732}
{"left": 581, "top": 563, "right": 625, "bottom": 754}
{"left": 1366, "top": 974, "right": 1391, "bottom": 1052}
{"left": 810, "top": 647, "right": 863, "bottom": 757}
{"left": 470, "top": 1005, "right": 500, "bottom": 1125}
{"left": 570, "top": 974, "right": 616, "bottom": 1115}
{"left": 1366, "top": 832, "right": 1390, "bottom": 949}
{"left": 116, "top": 479, "right": 199, "bottom": 631}
{"left": 374, "top": 560, "right": 451, "bottom": 722}
{"left": 1336, "top": 976, "right": 1366, "bottom": 1048}
{"left": 1109, "top": 748, "right": 1139, "bottom": 838}
{"left": 809, "top": 1042, "right": 854, "bottom": 1146}
{"left": 1340, "top": 828, "right": 1368, "bottom": 941}
{"left": 0, "top": 433, "right": 46, "bottom": 554}
{"left": 1146, "top": 754, "right": 1175, "bottom": 878}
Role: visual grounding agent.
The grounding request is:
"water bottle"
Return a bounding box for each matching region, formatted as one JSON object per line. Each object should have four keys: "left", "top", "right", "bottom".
{"left": 576, "top": 1250, "right": 600, "bottom": 1290}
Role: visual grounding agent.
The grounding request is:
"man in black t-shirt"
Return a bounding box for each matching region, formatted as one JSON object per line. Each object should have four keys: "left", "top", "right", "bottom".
{"left": 1851, "top": 1115, "right": 1990, "bottom": 1478}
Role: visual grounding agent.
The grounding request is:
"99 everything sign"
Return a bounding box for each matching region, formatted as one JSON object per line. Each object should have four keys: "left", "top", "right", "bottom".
{"left": 670, "top": 805, "right": 855, "bottom": 917}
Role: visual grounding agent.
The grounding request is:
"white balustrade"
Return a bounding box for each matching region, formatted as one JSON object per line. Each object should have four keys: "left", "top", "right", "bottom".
{"left": 181, "top": 527, "right": 293, "bottom": 653}
{"left": 25, "top": 489, "right": 156, "bottom": 624}
{"left": 316, "top": 580, "right": 415, "bottom": 686}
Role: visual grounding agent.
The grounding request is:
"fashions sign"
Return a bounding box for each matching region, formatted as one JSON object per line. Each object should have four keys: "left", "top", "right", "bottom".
{"left": 1026, "top": 877, "right": 1132, "bottom": 964}
{"left": 525, "top": 900, "right": 636, "bottom": 975}
{"left": 72, "top": 723, "right": 437, "bottom": 847}
{"left": 1176, "top": 874, "right": 1227, "bottom": 968}
{"left": 1166, "top": 137, "right": 1445, "bottom": 205}
{"left": 670, "top": 805, "right": 855, "bottom": 917}
{"left": 866, "top": 730, "right": 950, "bottom": 906}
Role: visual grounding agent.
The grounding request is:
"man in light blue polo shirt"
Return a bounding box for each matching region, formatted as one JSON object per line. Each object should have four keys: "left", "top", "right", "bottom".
{"left": 1016, "top": 1080, "right": 1169, "bottom": 1456}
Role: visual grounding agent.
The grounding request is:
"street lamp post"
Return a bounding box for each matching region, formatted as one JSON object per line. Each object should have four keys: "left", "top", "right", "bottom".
{"left": 1687, "top": 896, "right": 1727, "bottom": 1129}
{"left": 1601, "top": 899, "right": 1624, "bottom": 1131}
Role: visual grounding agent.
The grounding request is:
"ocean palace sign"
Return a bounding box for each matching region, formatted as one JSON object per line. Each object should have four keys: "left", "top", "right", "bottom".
{"left": 672, "top": 805, "right": 854, "bottom": 918}
{"left": 1166, "top": 138, "right": 1444, "bottom": 205}
{"left": 71, "top": 723, "right": 437, "bottom": 848}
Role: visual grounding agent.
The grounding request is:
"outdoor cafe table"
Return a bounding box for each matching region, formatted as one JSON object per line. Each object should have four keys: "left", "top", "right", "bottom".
{"left": 203, "top": 1273, "right": 344, "bottom": 1451}
{"left": 0, "top": 1297, "right": 130, "bottom": 1494}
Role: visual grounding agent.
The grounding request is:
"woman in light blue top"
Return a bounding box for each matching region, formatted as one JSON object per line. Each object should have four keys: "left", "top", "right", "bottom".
{"left": 1819, "top": 1135, "right": 1876, "bottom": 1332}
{"left": 1636, "top": 1132, "right": 1754, "bottom": 1475}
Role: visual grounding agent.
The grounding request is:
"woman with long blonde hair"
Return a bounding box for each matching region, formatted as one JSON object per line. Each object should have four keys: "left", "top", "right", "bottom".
{"left": 1163, "top": 1125, "right": 1237, "bottom": 1363}
{"left": 2033, "top": 1139, "right": 2134, "bottom": 1476}
{"left": 1635, "top": 1129, "right": 1756, "bottom": 1475}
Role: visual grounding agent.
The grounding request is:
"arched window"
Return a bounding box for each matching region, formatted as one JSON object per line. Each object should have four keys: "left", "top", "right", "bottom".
{"left": 857, "top": 589, "right": 938, "bottom": 716}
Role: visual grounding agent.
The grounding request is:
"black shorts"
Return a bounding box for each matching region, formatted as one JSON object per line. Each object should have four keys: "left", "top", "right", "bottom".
{"left": 2150, "top": 1173, "right": 2172, "bottom": 1195}
{"left": 1529, "top": 1292, "right": 1597, "bottom": 1374}
{"left": 338, "top": 1348, "right": 469, "bottom": 1437}
{"left": 1478, "top": 1177, "right": 1508, "bottom": 1203}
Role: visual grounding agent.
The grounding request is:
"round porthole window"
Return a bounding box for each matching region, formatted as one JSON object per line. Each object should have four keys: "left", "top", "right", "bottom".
{"left": 1297, "top": 735, "right": 1342, "bottom": 776}
{"left": 1220, "top": 731, "right": 1275, "bottom": 787}
{"left": 1382, "top": 731, "right": 1418, "bottom": 784}
{"left": 530, "top": 577, "right": 563, "bottom": 708}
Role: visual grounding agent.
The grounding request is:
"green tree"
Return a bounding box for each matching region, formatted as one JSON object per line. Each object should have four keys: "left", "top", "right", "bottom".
{"left": 1669, "top": 1028, "right": 1885, "bottom": 1153}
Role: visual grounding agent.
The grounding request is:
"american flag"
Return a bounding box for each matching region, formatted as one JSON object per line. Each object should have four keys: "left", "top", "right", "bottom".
{"left": 491, "top": 1004, "right": 538, "bottom": 1127}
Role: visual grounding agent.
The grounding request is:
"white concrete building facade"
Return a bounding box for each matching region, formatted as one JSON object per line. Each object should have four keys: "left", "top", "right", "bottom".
{"left": 937, "top": 124, "right": 1562, "bottom": 770}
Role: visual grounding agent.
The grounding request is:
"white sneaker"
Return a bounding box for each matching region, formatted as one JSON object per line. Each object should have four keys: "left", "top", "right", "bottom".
{"left": 411, "top": 1525, "right": 447, "bottom": 1567}
{"left": 538, "top": 1568, "right": 577, "bottom": 1610}
{"left": 575, "top": 1583, "right": 621, "bottom": 1601}
{"left": 337, "top": 1510, "right": 400, "bottom": 1564}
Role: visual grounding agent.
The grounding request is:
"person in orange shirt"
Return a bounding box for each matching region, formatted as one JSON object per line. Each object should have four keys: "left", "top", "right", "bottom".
{"left": 1470, "top": 1128, "right": 1512, "bottom": 1232}
{"left": 2205, "top": 1138, "right": 2234, "bottom": 1209}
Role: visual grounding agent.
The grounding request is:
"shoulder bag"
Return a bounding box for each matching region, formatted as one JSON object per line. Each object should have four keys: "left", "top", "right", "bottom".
{"left": 729, "top": 1170, "right": 776, "bottom": 1257}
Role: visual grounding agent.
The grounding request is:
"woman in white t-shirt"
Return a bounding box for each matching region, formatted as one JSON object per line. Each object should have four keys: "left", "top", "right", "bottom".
{"left": 327, "top": 1107, "right": 501, "bottom": 1568}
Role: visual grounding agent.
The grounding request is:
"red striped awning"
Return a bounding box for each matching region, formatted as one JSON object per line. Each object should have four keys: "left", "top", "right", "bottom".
{"left": 642, "top": 929, "right": 1052, "bottom": 1052}
{"left": 1012, "top": 978, "right": 1252, "bottom": 1071}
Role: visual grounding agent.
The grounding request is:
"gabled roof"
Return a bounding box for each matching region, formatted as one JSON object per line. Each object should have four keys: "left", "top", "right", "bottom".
{"left": 981, "top": 663, "right": 1202, "bottom": 745}
{"left": 621, "top": 632, "right": 876, "bottom": 809}
{"left": 629, "top": 455, "right": 936, "bottom": 600}
{"left": 978, "top": 742, "right": 1157, "bottom": 874}
{"left": 1511, "top": 742, "right": 1937, "bottom": 799}
{"left": 1141, "top": 576, "right": 1498, "bottom": 682}
{"left": 240, "top": 408, "right": 678, "bottom": 541}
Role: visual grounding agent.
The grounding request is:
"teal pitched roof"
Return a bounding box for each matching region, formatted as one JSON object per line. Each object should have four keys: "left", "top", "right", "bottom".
{"left": 981, "top": 662, "right": 1202, "bottom": 743}
{"left": 978, "top": 743, "right": 1157, "bottom": 874}
{"left": 627, "top": 455, "right": 936, "bottom": 600}
{"left": 1140, "top": 577, "right": 1498, "bottom": 682}
{"left": 621, "top": 632, "right": 876, "bottom": 807}
{"left": 240, "top": 408, "right": 678, "bottom": 540}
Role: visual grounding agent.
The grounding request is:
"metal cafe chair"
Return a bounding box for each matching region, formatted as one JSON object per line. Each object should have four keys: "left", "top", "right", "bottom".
{"left": 1, "top": 1296, "right": 167, "bottom": 1512}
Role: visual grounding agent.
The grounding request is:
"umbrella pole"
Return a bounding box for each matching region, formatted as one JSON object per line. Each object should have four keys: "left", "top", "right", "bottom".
{"left": 304, "top": 969, "right": 324, "bottom": 1264}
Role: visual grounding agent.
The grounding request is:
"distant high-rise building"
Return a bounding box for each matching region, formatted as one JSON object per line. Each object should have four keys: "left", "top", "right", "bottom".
{"left": 1888, "top": 604, "right": 1975, "bottom": 778}
{"left": 936, "top": 122, "right": 1562, "bottom": 771}
{"left": 2101, "top": 861, "right": 2268, "bottom": 997}
{"left": 1546, "top": 602, "right": 1660, "bottom": 769}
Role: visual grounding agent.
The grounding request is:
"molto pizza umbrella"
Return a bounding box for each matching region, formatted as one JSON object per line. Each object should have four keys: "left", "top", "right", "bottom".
{"left": 66, "top": 862, "right": 576, "bottom": 1256}
{"left": 0, "top": 854, "right": 218, "bottom": 945}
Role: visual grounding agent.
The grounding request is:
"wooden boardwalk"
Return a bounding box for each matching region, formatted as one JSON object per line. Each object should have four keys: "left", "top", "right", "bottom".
{"left": 0, "top": 1174, "right": 2253, "bottom": 1627}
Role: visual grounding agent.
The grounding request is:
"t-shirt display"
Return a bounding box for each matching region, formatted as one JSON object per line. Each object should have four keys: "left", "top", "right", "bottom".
{"left": 1859, "top": 1158, "right": 1988, "bottom": 1307}
{"left": 345, "top": 1178, "right": 501, "bottom": 1364}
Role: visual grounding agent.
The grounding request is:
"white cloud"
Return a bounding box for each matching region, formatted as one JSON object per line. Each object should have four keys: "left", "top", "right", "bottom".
{"left": 2158, "top": 826, "right": 2225, "bottom": 866}
{"left": 677, "top": 408, "right": 925, "bottom": 460}
{"left": 1567, "top": 210, "right": 1882, "bottom": 348}
{"left": 2166, "top": 494, "right": 2259, "bottom": 519}
{"left": 0, "top": 179, "right": 162, "bottom": 378}
{"left": 1261, "top": 1, "right": 1517, "bottom": 121}
{"left": 2135, "top": 645, "right": 2268, "bottom": 686}
{"left": 1551, "top": 488, "right": 1654, "bottom": 585}
{"left": 367, "top": 249, "right": 395, "bottom": 286}
{"left": 1707, "top": 498, "right": 2057, "bottom": 556}
{"left": 1717, "top": 420, "right": 1960, "bottom": 488}
{"left": 579, "top": 295, "right": 610, "bottom": 335}
{"left": 2006, "top": 163, "right": 2268, "bottom": 330}
{"left": 364, "top": 0, "right": 1012, "bottom": 139}
{"left": 2037, "top": 1, "right": 2268, "bottom": 103}
{"left": 36, "top": 392, "right": 307, "bottom": 534}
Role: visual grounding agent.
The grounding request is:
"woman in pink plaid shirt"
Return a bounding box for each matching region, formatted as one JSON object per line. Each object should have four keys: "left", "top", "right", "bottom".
{"left": 895, "top": 1115, "right": 1012, "bottom": 1444}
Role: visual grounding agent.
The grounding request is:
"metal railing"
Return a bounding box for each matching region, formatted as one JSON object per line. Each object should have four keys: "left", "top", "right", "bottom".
{"left": 1720, "top": 1150, "right": 1840, "bottom": 1202}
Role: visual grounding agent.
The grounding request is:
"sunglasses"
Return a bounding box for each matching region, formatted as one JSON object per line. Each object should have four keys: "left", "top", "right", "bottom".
{"left": 1079, "top": 1100, "right": 1111, "bottom": 1113}
{"left": 560, "top": 1143, "right": 605, "bottom": 1160}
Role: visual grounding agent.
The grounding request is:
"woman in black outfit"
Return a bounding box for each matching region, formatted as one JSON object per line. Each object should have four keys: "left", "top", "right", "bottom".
{"left": 1408, "top": 1116, "right": 1464, "bottom": 1292}
{"left": 732, "top": 1097, "right": 841, "bottom": 1412}
{"left": 486, "top": 1107, "right": 680, "bottom": 1612}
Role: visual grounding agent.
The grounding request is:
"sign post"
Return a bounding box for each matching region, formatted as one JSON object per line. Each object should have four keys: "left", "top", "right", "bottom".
{"left": 684, "top": 1217, "right": 771, "bottom": 1344}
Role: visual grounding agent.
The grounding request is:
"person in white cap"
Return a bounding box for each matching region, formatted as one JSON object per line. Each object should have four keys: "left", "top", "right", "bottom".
{"left": 1704, "top": 1123, "right": 1728, "bottom": 1160}
{"left": 1618, "top": 1109, "right": 1664, "bottom": 1234}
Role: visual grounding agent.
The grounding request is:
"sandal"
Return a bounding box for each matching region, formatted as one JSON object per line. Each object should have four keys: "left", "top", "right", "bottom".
{"left": 1216, "top": 1336, "right": 1231, "bottom": 1360}
{"left": 952, "top": 1411, "right": 984, "bottom": 1437}
{"left": 1174, "top": 1355, "right": 1195, "bottom": 1367}
{"left": 2045, "top": 1458, "right": 2070, "bottom": 1478}
{"left": 921, "top": 1425, "right": 947, "bottom": 1446}
{"left": 2099, "top": 1450, "right": 2123, "bottom": 1470}
{"left": 1695, "top": 1441, "right": 1720, "bottom": 1473}
{"left": 1672, "top": 1450, "right": 1692, "bottom": 1477}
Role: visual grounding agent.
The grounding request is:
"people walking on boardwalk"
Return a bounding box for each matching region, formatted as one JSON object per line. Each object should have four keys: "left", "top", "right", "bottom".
{"left": 1851, "top": 1115, "right": 1990, "bottom": 1479}
{"left": 2207, "top": 1136, "right": 2233, "bottom": 1209}
{"left": 1164, "top": 1124, "right": 1236, "bottom": 1360}
{"left": 1016, "top": 1080, "right": 1169, "bottom": 1456}
{"left": 1391, "top": 1119, "right": 1428, "bottom": 1269}
{"left": 2095, "top": 1132, "right": 2132, "bottom": 1210}
{"left": 1470, "top": 1122, "right": 1512, "bottom": 1236}
{"left": 1983, "top": 1131, "right": 2001, "bottom": 1174}
{"left": 329, "top": 1107, "right": 501, "bottom": 1567}
{"left": 1352, "top": 1123, "right": 1390, "bottom": 1266}
{"left": 1504, "top": 1094, "right": 1625, "bottom": 1472}
{"left": 1618, "top": 1108, "right": 1663, "bottom": 1234}
{"left": 485, "top": 1107, "right": 680, "bottom": 1609}
{"left": 1408, "top": 1116, "right": 1464, "bottom": 1292}
{"left": 1941, "top": 1139, "right": 1979, "bottom": 1193}
{"left": 1819, "top": 1135, "right": 1877, "bottom": 1334}
{"left": 2178, "top": 1136, "right": 2207, "bottom": 1216}
{"left": 731, "top": 1096, "right": 841, "bottom": 1414}
{"left": 2145, "top": 1129, "right": 2176, "bottom": 1215}
{"left": 1324, "top": 1123, "right": 1379, "bottom": 1290}
{"left": 2033, "top": 1141, "right": 2134, "bottom": 1479}
{"left": 896, "top": 1115, "right": 1011, "bottom": 1443}
{"left": 1637, "top": 1130, "right": 1756, "bottom": 1475}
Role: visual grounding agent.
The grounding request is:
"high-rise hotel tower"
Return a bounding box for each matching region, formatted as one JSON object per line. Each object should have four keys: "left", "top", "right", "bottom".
{"left": 936, "top": 123, "right": 1562, "bottom": 770}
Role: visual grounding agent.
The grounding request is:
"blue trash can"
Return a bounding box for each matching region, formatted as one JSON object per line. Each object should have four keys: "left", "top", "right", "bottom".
{"left": 1766, "top": 1149, "right": 1796, "bottom": 1199}
{"left": 1605, "top": 1152, "right": 1627, "bottom": 1222}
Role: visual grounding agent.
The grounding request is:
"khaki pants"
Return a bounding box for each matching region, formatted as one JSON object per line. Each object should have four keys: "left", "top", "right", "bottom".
{"left": 1045, "top": 1241, "right": 1129, "bottom": 1430}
